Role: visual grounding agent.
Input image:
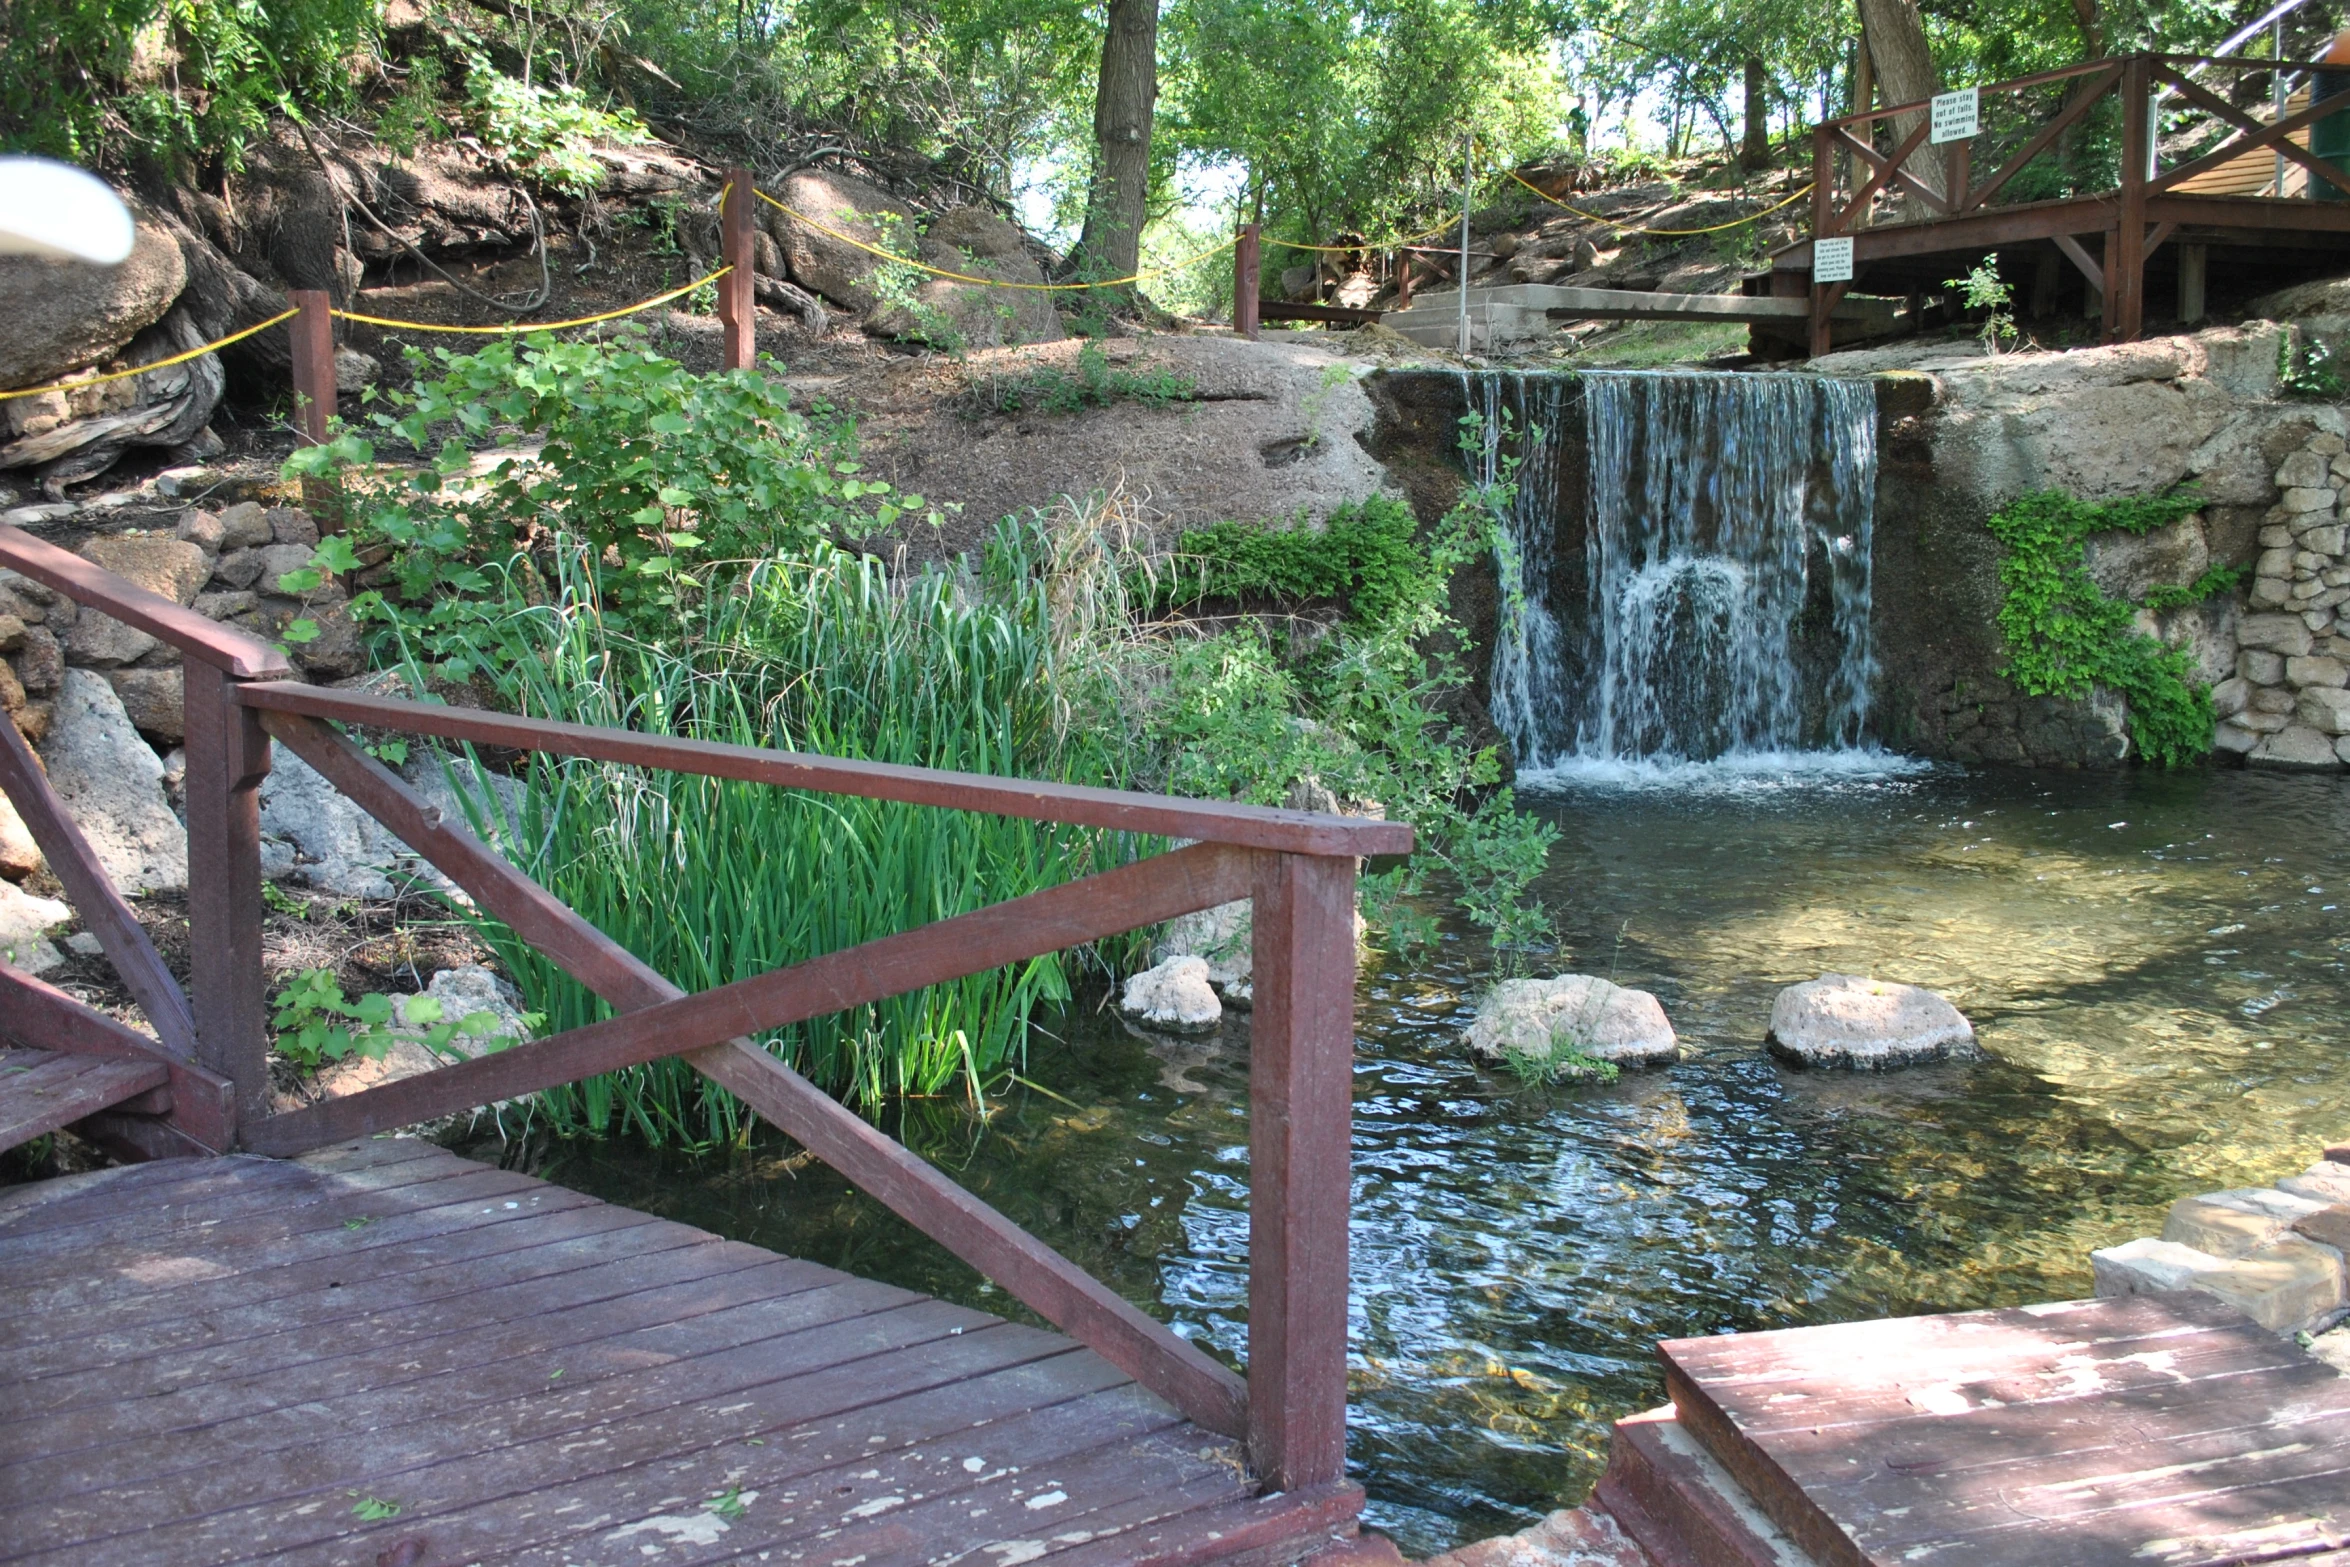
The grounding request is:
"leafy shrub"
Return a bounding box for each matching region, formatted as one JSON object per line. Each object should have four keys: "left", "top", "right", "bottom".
{"left": 1986, "top": 489, "right": 2240, "bottom": 767}
{"left": 464, "top": 55, "right": 651, "bottom": 194}
{"left": 2281, "top": 331, "right": 2347, "bottom": 401}
{"left": 966, "top": 340, "right": 1197, "bottom": 416}
{"left": 1145, "top": 497, "right": 1440, "bottom": 626}
{"left": 286, "top": 332, "right": 932, "bottom": 670}
{"left": 271, "top": 968, "right": 530, "bottom": 1068}
{"left": 1, "top": 0, "right": 379, "bottom": 174}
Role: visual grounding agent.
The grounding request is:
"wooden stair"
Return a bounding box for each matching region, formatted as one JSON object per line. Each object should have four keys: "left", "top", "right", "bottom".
{"left": 1597, "top": 1291, "right": 2350, "bottom": 1567}
{"left": 0, "top": 1044, "right": 170, "bottom": 1154}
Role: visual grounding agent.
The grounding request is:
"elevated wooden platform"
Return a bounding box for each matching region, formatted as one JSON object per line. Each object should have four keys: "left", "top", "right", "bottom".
{"left": 1599, "top": 1291, "right": 2350, "bottom": 1566}
{"left": 0, "top": 1139, "right": 1357, "bottom": 1567}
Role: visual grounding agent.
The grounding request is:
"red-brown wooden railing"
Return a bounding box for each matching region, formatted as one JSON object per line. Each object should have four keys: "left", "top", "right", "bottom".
{"left": 0, "top": 519, "right": 1407, "bottom": 1496}
{"left": 1798, "top": 51, "right": 2350, "bottom": 351}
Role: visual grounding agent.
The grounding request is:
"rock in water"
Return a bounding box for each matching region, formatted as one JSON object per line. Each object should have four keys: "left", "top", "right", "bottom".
{"left": 1155, "top": 898, "right": 1252, "bottom": 1005}
{"left": 40, "top": 669, "right": 186, "bottom": 894}
{"left": 1119, "top": 955, "right": 1222, "bottom": 1035}
{"left": 1464, "top": 975, "right": 1679, "bottom": 1077}
{"left": 1767, "top": 974, "right": 1976, "bottom": 1069}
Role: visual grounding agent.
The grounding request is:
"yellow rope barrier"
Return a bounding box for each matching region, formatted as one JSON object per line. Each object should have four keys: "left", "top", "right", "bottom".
{"left": 1265, "top": 214, "right": 1467, "bottom": 255}
{"left": 331, "top": 267, "right": 733, "bottom": 334}
{"left": 0, "top": 307, "right": 301, "bottom": 402}
{"left": 755, "top": 188, "right": 1234, "bottom": 291}
{"left": 1503, "top": 168, "right": 1815, "bottom": 236}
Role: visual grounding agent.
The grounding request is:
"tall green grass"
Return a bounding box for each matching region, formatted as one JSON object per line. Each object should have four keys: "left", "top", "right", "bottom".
{"left": 424, "top": 517, "right": 1153, "bottom": 1148}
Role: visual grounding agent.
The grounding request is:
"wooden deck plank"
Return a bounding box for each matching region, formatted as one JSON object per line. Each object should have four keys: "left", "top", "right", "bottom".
{"left": 6, "top": 1208, "right": 716, "bottom": 1395}
{"left": 1007, "top": 1479, "right": 1365, "bottom": 1567}
{"left": 428, "top": 1350, "right": 1143, "bottom": 1566}
{"left": 0, "top": 1048, "right": 169, "bottom": 1154}
{"left": 3, "top": 1201, "right": 668, "bottom": 1379}
{"left": 311, "top": 1369, "right": 1192, "bottom": 1567}
{"left": 0, "top": 1140, "right": 443, "bottom": 1237}
{"left": 0, "top": 1250, "right": 845, "bottom": 1478}
{"left": 0, "top": 1146, "right": 1303, "bottom": 1567}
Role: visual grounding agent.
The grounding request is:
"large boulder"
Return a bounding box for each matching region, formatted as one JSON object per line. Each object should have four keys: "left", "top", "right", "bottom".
{"left": 765, "top": 169, "right": 917, "bottom": 314}
{"left": 1767, "top": 974, "right": 1976, "bottom": 1069}
{"left": 867, "top": 206, "right": 1063, "bottom": 349}
{"left": 0, "top": 216, "right": 187, "bottom": 391}
{"left": 1464, "top": 975, "right": 1679, "bottom": 1078}
{"left": 39, "top": 669, "right": 185, "bottom": 894}
{"left": 1119, "top": 955, "right": 1222, "bottom": 1035}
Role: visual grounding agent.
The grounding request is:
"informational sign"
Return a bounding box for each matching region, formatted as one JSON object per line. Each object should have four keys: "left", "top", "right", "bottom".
{"left": 1930, "top": 87, "right": 1981, "bottom": 144}
{"left": 1813, "top": 235, "right": 1855, "bottom": 284}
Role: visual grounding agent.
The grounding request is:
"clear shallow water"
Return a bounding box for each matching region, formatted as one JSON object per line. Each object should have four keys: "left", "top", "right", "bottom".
{"left": 531, "top": 761, "right": 2350, "bottom": 1556}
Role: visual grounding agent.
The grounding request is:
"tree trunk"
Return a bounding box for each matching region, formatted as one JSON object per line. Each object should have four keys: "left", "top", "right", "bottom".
{"left": 1857, "top": 0, "right": 1941, "bottom": 203}
{"left": 1742, "top": 56, "right": 1771, "bottom": 169}
{"left": 2067, "top": 0, "right": 2104, "bottom": 59}
{"left": 1073, "top": 0, "right": 1158, "bottom": 288}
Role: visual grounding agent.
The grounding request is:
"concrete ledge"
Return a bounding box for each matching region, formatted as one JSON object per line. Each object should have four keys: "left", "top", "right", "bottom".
{"left": 2093, "top": 1234, "right": 2346, "bottom": 1332}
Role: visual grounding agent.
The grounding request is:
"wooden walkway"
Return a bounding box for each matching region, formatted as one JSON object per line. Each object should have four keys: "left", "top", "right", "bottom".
{"left": 0, "top": 1139, "right": 1356, "bottom": 1567}
{"left": 1599, "top": 1291, "right": 2350, "bottom": 1566}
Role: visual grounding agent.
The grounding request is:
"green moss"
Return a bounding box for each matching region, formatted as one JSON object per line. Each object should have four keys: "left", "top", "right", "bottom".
{"left": 1985, "top": 489, "right": 2242, "bottom": 768}
{"left": 1145, "top": 496, "right": 1438, "bottom": 625}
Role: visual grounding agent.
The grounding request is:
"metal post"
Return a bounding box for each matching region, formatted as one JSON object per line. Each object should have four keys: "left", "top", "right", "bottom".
{"left": 718, "top": 167, "right": 757, "bottom": 372}
{"left": 1235, "top": 224, "right": 1261, "bottom": 340}
{"left": 287, "top": 290, "right": 334, "bottom": 449}
{"left": 181, "top": 663, "right": 274, "bottom": 1138}
{"left": 1457, "top": 135, "right": 1474, "bottom": 356}
{"left": 1246, "top": 849, "right": 1359, "bottom": 1491}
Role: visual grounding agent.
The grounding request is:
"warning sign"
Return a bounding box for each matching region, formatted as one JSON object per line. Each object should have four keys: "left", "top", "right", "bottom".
{"left": 1813, "top": 235, "right": 1854, "bottom": 284}
{"left": 1930, "top": 88, "right": 1980, "bottom": 145}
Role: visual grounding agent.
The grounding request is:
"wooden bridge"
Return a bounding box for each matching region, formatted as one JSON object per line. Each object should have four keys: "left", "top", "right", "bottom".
{"left": 1774, "top": 51, "right": 2350, "bottom": 354}
{"left": 0, "top": 521, "right": 1407, "bottom": 1566}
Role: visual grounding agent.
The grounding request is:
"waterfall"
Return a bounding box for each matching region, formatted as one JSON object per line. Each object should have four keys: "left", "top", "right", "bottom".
{"left": 1470, "top": 368, "right": 1880, "bottom": 772}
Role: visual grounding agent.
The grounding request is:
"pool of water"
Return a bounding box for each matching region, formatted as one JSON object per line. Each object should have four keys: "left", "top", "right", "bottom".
{"left": 529, "top": 760, "right": 2350, "bottom": 1556}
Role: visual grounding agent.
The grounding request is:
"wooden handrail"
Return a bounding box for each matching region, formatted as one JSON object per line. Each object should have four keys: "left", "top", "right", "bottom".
{"left": 245, "top": 710, "right": 1253, "bottom": 1436}
{"left": 1820, "top": 56, "right": 2122, "bottom": 132}
{"left": 0, "top": 525, "right": 290, "bottom": 679}
{"left": 2150, "top": 71, "right": 2350, "bottom": 198}
{"left": 236, "top": 680, "right": 1414, "bottom": 857}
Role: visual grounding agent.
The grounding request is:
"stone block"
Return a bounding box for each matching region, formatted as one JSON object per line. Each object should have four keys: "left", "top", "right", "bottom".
{"left": 216, "top": 501, "right": 273, "bottom": 549}
{"left": 2290, "top": 656, "right": 2350, "bottom": 688}
{"left": 37, "top": 669, "right": 184, "bottom": 894}
{"left": 266, "top": 507, "right": 319, "bottom": 547}
{"left": 2337, "top": 735, "right": 2350, "bottom": 764}
{"left": 106, "top": 666, "right": 184, "bottom": 742}
{"left": 2094, "top": 1236, "right": 2217, "bottom": 1296}
{"left": 14, "top": 626, "right": 59, "bottom": 694}
{"left": 2281, "top": 1161, "right": 2350, "bottom": 1204}
{"left": 174, "top": 508, "right": 225, "bottom": 554}
{"left": 2286, "top": 486, "right": 2336, "bottom": 514}
{"left": 2301, "top": 550, "right": 2335, "bottom": 574}
{"left": 2299, "top": 687, "right": 2350, "bottom": 734}
{"left": 2260, "top": 546, "right": 2297, "bottom": 579}
{"left": 2319, "top": 433, "right": 2347, "bottom": 457}
{"left": 2092, "top": 1234, "right": 2345, "bottom": 1332}
{"left": 191, "top": 589, "right": 255, "bottom": 620}
{"left": 0, "top": 791, "right": 39, "bottom": 880}
{"left": 2241, "top": 613, "right": 2316, "bottom": 655}
{"left": 2251, "top": 725, "right": 2343, "bottom": 769}
{"left": 2263, "top": 525, "right": 2297, "bottom": 548}
{"left": 2163, "top": 1188, "right": 2332, "bottom": 1258}
{"left": 2243, "top": 649, "right": 2287, "bottom": 684}
{"left": 2215, "top": 721, "right": 2261, "bottom": 756}
{"left": 2307, "top": 526, "right": 2348, "bottom": 555}
{"left": 2254, "top": 685, "right": 2298, "bottom": 713}
{"left": 2212, "top": 677, "right": 2251, "bottom": 718}
{"left": 63, "top": 607, "right": 156, "bottom": 668}
{"left": 2240, "top": 708, "right": 2290, "bottom": 733}
{"left": 210, "top": 549, "right": 266, "bottom": 590}
{"left": 2278, "top": 451, "right": 2331, "bottom": 489}
{"left": 253, "top": 542, "right": 323, "bottom": 597}
{"left": 79, "top": 536, "right": 207, "bottom": 607}
{"left": 2293, "top": 1206, "right": 2350, "bottom": 1253}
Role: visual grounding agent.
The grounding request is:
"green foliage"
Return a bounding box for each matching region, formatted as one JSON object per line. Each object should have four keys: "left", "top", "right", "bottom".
{"left": 283, "top": 333, "right": 932, "bottom": 669}
{"left": 0, "top": 0, "right": 379, "bottom": 174}
{"left": 425, "top": 522, "right": 1145, "bottom": 1144}
{"left": 1147, "top": 496, "right": 1438, "bottom": 626}
{"left": 271, "top": 968, "right": 530, "bottom": 1068}
{"left": 464, "top": 52, "right": 651, "bottom": 194}
{"left": 967, "top": 340, "right": 1197, "bottom": 416}
{"left": 1946, "top": 253, "right": 2018, "bottom": 356}
{"left": 1985, "top": 488, "right": 2235, "bottom": 769}
{"left": 2281, "top": 332, "right": 2347, "bottom": 401}
{"left": 1501, "top": 1035, "right": 1618, "bottom": 1086}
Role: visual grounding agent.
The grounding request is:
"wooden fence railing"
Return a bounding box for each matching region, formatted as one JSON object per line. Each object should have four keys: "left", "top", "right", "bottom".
{"left": 1800, "top": 51, "right": 2350, "bottom": 351}
{"left": 0, "top": 519, "right": 1409, "bottom": 1493}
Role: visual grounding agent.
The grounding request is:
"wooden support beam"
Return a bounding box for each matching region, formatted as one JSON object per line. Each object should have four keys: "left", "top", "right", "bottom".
{"left": 1236, "top": 223, "right": 1262, "bottom": 340}
{"left": 182, "top": 663, "right": 274, "bottom": 1137}
{"left": 1245, "top": 849, "right": 1359, "bottom": 1489}
{"left": 244, "top": 712, "right": 1250, "bottom": 1438}
{"left": 717, "top": 167, "right": 756, "bottom": 372}
{"left": 1810, "top": 281, "right": 1851, "bottom": 358}
{"left": 0, "top": 964, "right": 233, "bottom": 1151}
{"left": 2180, "top": 241, "right": 2207, "bottom": 324}
{"left": 2112, "top": 57, "right": 2150, "bottom": 340}
{"left": 2052, "top": 231, "right": 2105, "bottom": 294}
{"left": 287, "top": 290, "right": 335, "bottom": 448}
{"left": 234, "top": 681, "right": 1411, "bottom": 858}
{"left": 0, "top": 710, "right": 196, "bottom": 1059}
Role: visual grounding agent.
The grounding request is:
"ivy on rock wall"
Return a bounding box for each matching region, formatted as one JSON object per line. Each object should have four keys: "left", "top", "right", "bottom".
{"left": 1986, "top": 488, "right": 2242, "bottom": 768}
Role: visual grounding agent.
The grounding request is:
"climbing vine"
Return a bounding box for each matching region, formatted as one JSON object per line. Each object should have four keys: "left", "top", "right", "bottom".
{"left": 1986, "top": 488, "right": 2241, "bottom": 768}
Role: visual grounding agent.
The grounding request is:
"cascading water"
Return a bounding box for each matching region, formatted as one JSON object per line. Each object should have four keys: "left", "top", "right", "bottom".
{"left": 1471, "top": 368, "right": 1881, "bottom": 773}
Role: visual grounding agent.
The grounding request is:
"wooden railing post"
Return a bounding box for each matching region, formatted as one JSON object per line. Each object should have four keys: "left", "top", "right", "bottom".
{"left": 1235, "top": 223, "right": 1262, "bottom": 340}
{"left": 1246, "top": 849, "right": 1358, "bottom": 1490}
{"left": 2112, "top": 53, "right": 2150, "bottom": 341}
{"left": 287, "top": 290, "right": 335, "bottom": 448}
{"left": 718, "top": 166, "right": 757, "bottom": 372}
{"left": 181, "top": 662, "right": 274, "bottom": 1136}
